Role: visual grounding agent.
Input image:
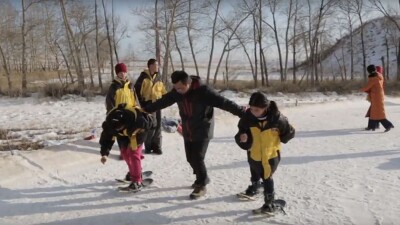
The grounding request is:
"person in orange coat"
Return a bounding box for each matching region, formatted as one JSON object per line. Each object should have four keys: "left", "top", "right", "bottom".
{"left": 365, "top": 65, "right": 384, "bottom": 130}
{"left": 361, "top": 65, "right": 394, "bottom": 132}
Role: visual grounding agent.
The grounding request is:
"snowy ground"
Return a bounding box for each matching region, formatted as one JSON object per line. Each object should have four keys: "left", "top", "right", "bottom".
{"left": 0, "top": 92, "right": 399, "bottom": 225}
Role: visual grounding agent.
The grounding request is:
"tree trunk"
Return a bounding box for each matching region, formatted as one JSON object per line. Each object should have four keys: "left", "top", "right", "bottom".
{"left": 155, "top": 0, "right": 161, "bottom": 72}
{"left": 261, "top": 49, "right": 269, "bottom": 87}
{"left": 284, "top": 0, "right": 293, "bottom": 82}
{"left": 385, "top": 36, "right": 390, "bottom": 80}
{"left": 225, "top": 44, "right": 230, "bottom": 87}
{"left": 292, "top": 1, "right": 298, "bottom": 84}
{"left": 186, "top": 0, "right": 199, "bottom": 76}
{"left": 206, "top": 0, "right": 221, "bottom": 84}
{"left": 359, "top": 14, "right": 367, "bottom": 81}
{"left": 349, "top": 22, "right": 354, "bottom": 80}
{"left": 95, "top": 0, "right": 103, "bottom": 91}
{"left": 161, "top": 2, "right": 177, "bottom": 85}
{"left": 60, "top": 0, "right": 85, "bottom": 90}
{"left": 173, "top": 28, "right": 185, "bottom": 70}
{"left": 213, "top": 12, "right": 251, "bottom": 85}
{"left": 397, "top": 38, "right": 400, "bottom": 81}
{"left": 111, "top": 0, "right": 119, "bottom": 62}
{"left": 55, "top": 41, "right": 74, "bottom": 84}
{"left": 270, "top": 2, "right": 284, "bottom": 82}
{"left": 21, "top": 0, "right": 28, "bottom": 95}
{"left": 169, "top": 50, "right": 175, "bottom": 72}
{"left": 84, "top": 42, "right": 94, "bottom": 87}
{"left": 253, "top": 14, "right": 258, "bottom": 88}
{"left": 235, "top": 34, "right": 255, "bottom": 83}
{"left": 258, "top": 0, "right": 265, "bottom": 86}
{"left": 0, "top": 45, "right": 12, "bottom": 93}
{"left": 102, "top": 0, "right": 115, "bottom": 79}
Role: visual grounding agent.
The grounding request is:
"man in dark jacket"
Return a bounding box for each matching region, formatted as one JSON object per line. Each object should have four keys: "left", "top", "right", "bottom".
{"left": 144, "top": 70, "right": 245, "bottom": 199}
{"left": 134, "top": 59, "right": 166, "bottom": 154}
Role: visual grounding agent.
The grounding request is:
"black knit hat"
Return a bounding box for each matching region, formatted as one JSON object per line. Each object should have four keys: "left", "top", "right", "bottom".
{"left": 367, "top": 64, "right": 376, "bottom": 73}
{"left": 106, "top": 109, "right": 126, "bottom": 130}
{"left": 249, "top": 91, "right": 269, "bottom": 108}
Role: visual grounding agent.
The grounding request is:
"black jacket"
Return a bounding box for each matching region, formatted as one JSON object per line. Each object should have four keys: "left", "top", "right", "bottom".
{"left": 144, "top": 76, "right": 245, "bottom": 141}
{"left": 99, "top": 106, "right": 156, "bottom": 156}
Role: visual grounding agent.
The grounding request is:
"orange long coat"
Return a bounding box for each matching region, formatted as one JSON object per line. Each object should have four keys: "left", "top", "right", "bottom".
{"left": 362, "top": 74, "right": 386, "bottom": 120}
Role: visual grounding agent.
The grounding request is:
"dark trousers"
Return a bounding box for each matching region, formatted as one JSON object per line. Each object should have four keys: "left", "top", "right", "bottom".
{"left": 370, "top": 119, "right": 394, "bottom": 130}
{"left": 248, "top": 151, "right": 281, "bottom": 197}
{"left": 184, "top": 139, "right": 210, "bottom": 186}
{"left": 367, "top": 119, "right": 380, "bottom": 129}
{"left": 247, "top": 151, "right": 261, "bottom": 183}
{"left": 145, "top": 110, "right": 162, "bottom": 151}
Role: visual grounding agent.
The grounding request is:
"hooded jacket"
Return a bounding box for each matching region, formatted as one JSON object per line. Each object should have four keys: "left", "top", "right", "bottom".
{"left": 144, "top": 76, "right": 245, "bottom": 141}
{"left": 134, "top": 70, "right": 167, "bottom": 107}
{"left": 99, "top": 104, "right": 156, "bottom": 156}
{"left": 234, "top": 103, "right": 295, "bottom": 179}
{"left": 105, "top": 79, "right": 140, "bottom": 113}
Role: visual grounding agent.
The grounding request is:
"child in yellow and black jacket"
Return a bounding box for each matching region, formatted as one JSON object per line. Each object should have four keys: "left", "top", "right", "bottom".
{"left": 99, "top": 104, "right": 156, "bottom": 192}
{"left": 235, "top": 91, "right": 295, "bottom": 213}
{"left": 134, "top": 59, "right": 167, "bottom": 154}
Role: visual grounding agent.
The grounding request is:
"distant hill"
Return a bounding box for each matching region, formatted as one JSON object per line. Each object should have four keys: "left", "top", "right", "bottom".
{"left": 318, "top": 16, "right": 400, "bottom": 79}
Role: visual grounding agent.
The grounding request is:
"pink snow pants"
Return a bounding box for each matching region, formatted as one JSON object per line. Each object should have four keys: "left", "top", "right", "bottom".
{"left": 120, "top": 144, "right": 143, "bottom": 183}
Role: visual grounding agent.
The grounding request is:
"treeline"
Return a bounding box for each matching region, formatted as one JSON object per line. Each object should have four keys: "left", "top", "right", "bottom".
{"left": 0, "top": 0, "right": 399, "bottom": 97}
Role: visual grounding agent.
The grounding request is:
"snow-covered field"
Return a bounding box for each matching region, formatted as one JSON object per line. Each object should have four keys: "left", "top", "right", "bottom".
{"left": 0, "top": 92, "right": 399, "bottom": 225}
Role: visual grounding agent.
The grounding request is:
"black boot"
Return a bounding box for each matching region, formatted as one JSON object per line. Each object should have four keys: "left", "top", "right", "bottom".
{"left": 260, "top": 193, "right": 275, "bottom": 213}
{"left": 245, "top": 181, "right": 261, "bottom": 197}
{"left": 190, "top": 186, "right": 207, "bottom": 199}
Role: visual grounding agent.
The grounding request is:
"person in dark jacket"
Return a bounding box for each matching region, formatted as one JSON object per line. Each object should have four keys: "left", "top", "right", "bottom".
{"left": 99, "top": 104, "right": 156, "bottom": 192}
{"left": 134, "top": 59, "right": 167, "bottom": 154}
{"left": 144, "top": 70, "right": 245, "bottom": 199}
{"left": 235, "top": 92, "right": 295, "bottom": 214}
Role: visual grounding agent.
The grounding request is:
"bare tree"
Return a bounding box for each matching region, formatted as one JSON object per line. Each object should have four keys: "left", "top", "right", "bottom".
{"left": 21, "top": 0, "right": 41, "bottom": 95}
{"left": 155, "top": 0, "right": 161, "bottom": 70}
{"left": 60, "top": 0, "right": 93, "bottom": 91}
{"left": 206, "top": 0, "right": 222, "bottom": 84}
{"left": 111, "top": 0, "right": 119, "bottom": 62}
{"left": 95, "top": 0, "right": 103, "bottom": 91}
{"left": 338, "top": 0, "right": 357, "bottom": 80}
{"left": 369, "top": 0, "right": 400, "bottom": 80}
{"left": 213, "top": 7, "right": 252, "bottom": 85}
{"left": 185, "top": 0, "right": 199, "bottom": 76}
{"left": 350, "top": 0, "right": 367, "bottom": 81}
{"left": 263, "top": 0, "right": 284, "bottom": 81}
{"left": 102, "top": 0, "right": 114, "bottom": 79}
{"left": 306, "top": 0, "right": 336, "bottom": 85}
{"left": 0, "top": 1, "right": 17, "bottom": 94}
{"left": 173, "top": 27, "right": 185, "bottom": 70}
{"left": 283, "top": 0, "right": 295, "bottom": 81}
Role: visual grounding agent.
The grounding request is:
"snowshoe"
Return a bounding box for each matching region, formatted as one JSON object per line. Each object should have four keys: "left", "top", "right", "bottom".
{"left": 252, "top": 199, "right": 286, "bottom": 216}
{"left": 115, "top": 171, "right": 153, "bottom": 183}
{"left": 117, "top": 178, "right": 153, "bottom": 192}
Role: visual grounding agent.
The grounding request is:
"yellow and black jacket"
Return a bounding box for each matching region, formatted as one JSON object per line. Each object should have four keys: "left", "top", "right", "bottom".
{"left": 134, "top": 69, "right": 167, "bottom": 107}
{"left": 105, "top": 79, "right": 140, "bottom": 113}
{"left": 235, "top": 103, "right": 295, "bottom": 178}
{"left": 99, "top": 104, "right": 156, "bottom": 156}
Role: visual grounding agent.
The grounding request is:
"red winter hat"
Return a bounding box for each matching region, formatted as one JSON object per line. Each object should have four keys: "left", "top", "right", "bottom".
{"left": 376, "top": 66, "right": 383, "bottom": 74}
{"left": 115, "top": 63, "right": 127, "bottom": 74}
